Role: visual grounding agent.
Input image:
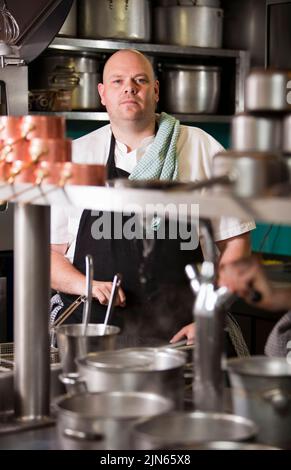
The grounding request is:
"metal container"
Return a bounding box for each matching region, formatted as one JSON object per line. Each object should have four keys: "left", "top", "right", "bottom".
{"left": 213, "top": 151, "right": 289, "bottom": 198}
{"left": 55, "top": 391, "right": 173, "bottom": 450}
{"left": 227, "top": 356, "right": 291, "bottom": 448}
{"left": 245, "top": 69, "right": 291, "bottom": 113}
{"left": 231, "top": 114, "right": 282, "bottom": 152}
{"left": 30, "top": 55, "right": 102, "bottom": 110}
{"left": 75, "top": 347, "right": 186, "bottom": 409}
{"left": 78, "top": 0, "right": 151, "bottom": 42}
{"left": 58, "top": 0, "right": 77, "bottom": 37}
{"left": 134, "top": 411, "right": 257, "bottom": 449}
{"left": 154, "top": 5, "right": 223, "bottom": 48}
{"left": 56, "top": 323, "right": 120, "bottom": 373}
{"left": 163, "top": 441, "right": 280, "bottom": 450}
{"left": 160, "top": 64, "right": 221, "bottom": 114}
{"left": 282, "top": 114, "right": 291, "bottom": 153}
{"left": 156, "top": 1, "right": 220, "bottom": 6}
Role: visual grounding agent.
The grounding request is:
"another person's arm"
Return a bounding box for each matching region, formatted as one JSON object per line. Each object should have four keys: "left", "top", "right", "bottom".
{"left": 51, "top": 244, "right": 126, "bottom": 306}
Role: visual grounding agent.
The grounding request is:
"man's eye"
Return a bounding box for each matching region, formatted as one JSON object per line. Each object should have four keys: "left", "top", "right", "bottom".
{"left": 113, "top": 80, "right": 122, "bottom": 84}
{"left": 136, "top": 78, "right": 147, "bottom": 84}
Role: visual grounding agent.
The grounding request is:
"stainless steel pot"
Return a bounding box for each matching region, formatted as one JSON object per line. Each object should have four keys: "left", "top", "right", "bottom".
{"left": 282, "top": 114, "right": 291, "bottom": 153}
{"left": 73, "top": 347, "right": 186, "bottom": 409}
{"left": 246, "top": 69, "right": 291, "bottom": 112}
{"left": 134, "top": 411, "right": 257, "bottom": 449}
{"left": 154, "top": 5, "right": 223, "bottom": 47}
{"left": 227, "top": 356, "right": 291, "bottom": 448}
{"left": 157, "top": 1, "right": 220, "bottom": 6}
{"left": 56, "top": 323, "right": 120, "bottom": 373}
{"left": 213, "top": 151, "right": 289, "bottom": 198}
{"left": 58, "top": 0, "right": 77, "bottom": 36}
{"left": 163, "top": 441, "right": 280, "bottom": 450}
{"left": 160, "top": 64, "right": 221, "bottom": 114}
{"left": 231, "top": 114, "right": 282, "bottom": 152}
{"left": 55, "top": 391, "right": 173, "bottom": 450}
{"left": 78, "top": 0, "right": 151, "bottom": 42}
{"left": 30, "top": 55, "right": 102, "bottom": 110}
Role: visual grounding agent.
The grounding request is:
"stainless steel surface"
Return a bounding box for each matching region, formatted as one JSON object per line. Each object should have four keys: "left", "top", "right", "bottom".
{"left": 160, "top": 64, "right": 221, "bottom": 114}
{"left": 76, "top": 347, "right": 186, "bottom": 408}
{"left": 102, "top": 273, "right": 122, "bottom": 335}
{"left": 283, "top": 114, "right": 291, "bottom": 153}
{"left": 154, "top": 5, "right": 223, "bottom": 48}
{"left": 0, "top": 278, "right": 7, "bottom": 342}
{"left": 58, "top": 0, "right": 77, "bottom": 37}
{"left": 213, "top": 151, "right": 289, "bottom": 198}
{"left": 246, "top": 69, "right": 291, "bottom": 112}
{"left": 56, "top": 323, "right": 120, "bottom": 373}
{"left": 79, "top": 0, "right": 151, "bottom": 42}
{"left": 166, "top": 440, "right": 280, "bottom": 450}
{"left": 231, "top": 114, "right": 282, "bottom": 152}
{"left": 134, "top": 411, "right": 257, "bottom": 449}
{"left": 14, "top": 204, "right": 50, "bottom": 420}
{"left": 55, "top": 391, "right": 173, "bottom": 450}
{"left": 227, "top": 356, "right": 291, "bottom": 448}
{"left": 82, "top": 254, "right": 93, "bottom": 335}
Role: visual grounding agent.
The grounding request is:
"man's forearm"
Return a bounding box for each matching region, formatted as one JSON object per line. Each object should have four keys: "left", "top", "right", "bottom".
{"left": 51, "top": 250, "right": 87, "bottom": 296}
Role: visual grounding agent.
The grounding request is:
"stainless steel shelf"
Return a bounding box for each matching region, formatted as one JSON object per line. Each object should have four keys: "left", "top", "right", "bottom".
{"left": 30, "top": 111, "right": 231, "bottom": 123}
{"left": 50, "top": 37, "right": 247, "bottom": 59}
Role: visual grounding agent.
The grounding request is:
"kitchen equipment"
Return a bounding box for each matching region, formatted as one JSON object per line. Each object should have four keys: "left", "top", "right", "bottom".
{"left": 213, "top": 150, "right": 289, "bottom": 198}
{"left": 55, "top": 391, "right": 173, "bottom": 450}
{"left": 154, "top": 5, "right": 223, "bottom": 47}
{"left": 160, "top": 64, "right": 221, "bottom": 114}
{"left": 157, "top": 0, "right": 220, "bottom": 6}
{"left": 21, "top": 115, "right": 66, "bottom": 140}
{"left": 29, "top": 54, "right": 101, "bottom": 111}
{"left": 82, "top": 254, "right": 93, "bottom": 336}
{"left": 282, "top": 114, "right": 291, "bottom": 153}
{"left": 102, "top": 273, "right": 122, "bottom": 335}
{"left": 58, "top": 0, "right": 77, "bottom": 37}
{"left": 231, "top": 114, "right": 282, "bottom": 152}
{"left": 78, "top": 0, "right": 151, "bottom": 42}
{"left": 134, "top": 411, "right": 257, "bottom": 449}
{"left": 245, "top": 69, "right": 291, "bottom": 113}
{"left": 73, "top": 347, "right": 186, "bottom": 408}
{"left": 28, "top": 138, "right": 72, "bottom": 163}
{"left": 56, "top": 323, "right": 120, "bottom": 373}
{"left": 35, "top": 161, "right": 107, "bottom": 186}
{"left": 227, "top": 356, "right": 291, "bottom": 448}
{"left": 162, "top": 440, "right": 280, "bottom": 450}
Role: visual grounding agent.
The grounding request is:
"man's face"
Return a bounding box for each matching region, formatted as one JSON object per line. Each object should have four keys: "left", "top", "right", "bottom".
{"left": 98, "top": 52, "right": 159, "bottom": 125}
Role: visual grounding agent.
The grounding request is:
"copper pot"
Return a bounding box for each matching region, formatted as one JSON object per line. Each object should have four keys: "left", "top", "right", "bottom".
{"left": 8, "top": 161, "right": 38, "bottom": 184}
{"left": 0, "top": 116, "right": 23, "bottom": 140}
{"left": 21, "top": 115, "right": 66, "bottom": 140}
{"left": 0, "top": 139, "right": 29, "bottom": 163}
{"left": 37, "top": 161, "right": 106, "bottom": 186}
{"left": 28, "top": 138, "right": 71, "bottom": 163}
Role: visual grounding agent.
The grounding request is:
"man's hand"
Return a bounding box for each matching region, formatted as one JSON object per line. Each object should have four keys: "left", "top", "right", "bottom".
{"left": 92, "top": 280, "right": 126, "bottom": 306}
{"left": 170, "top": 323, "right": 195, "bottom": 345}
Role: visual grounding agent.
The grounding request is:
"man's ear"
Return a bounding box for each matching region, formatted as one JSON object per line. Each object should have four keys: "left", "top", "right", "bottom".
{"left": 154, "top": 80, "right": 160, "bottom": 103}
{"left": 97, "top": 83, "right": 106, "bottom": 106}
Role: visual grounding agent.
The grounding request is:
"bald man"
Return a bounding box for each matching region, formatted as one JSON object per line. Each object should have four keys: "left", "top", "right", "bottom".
{"left": 50, "top": 50, "right": 255, "bottom": 344}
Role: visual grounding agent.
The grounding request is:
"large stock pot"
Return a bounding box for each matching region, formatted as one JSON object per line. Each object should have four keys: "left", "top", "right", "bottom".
{"left": 227, "top": 356, "right": 291, "bottom": 448}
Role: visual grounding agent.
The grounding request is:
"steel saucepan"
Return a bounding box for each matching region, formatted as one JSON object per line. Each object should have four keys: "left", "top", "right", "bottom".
{"left": 245, "top": 69, "right": 291, "bottom": 113}
{"left": 231, "top": 113, "right": 282, "bottom": 152}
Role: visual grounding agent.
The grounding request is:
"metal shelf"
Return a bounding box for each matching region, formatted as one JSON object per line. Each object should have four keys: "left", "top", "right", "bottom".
{"left": 50, "top": 37, "right": 247, "bottom": 59}
{"left": 30, "top": 111, "right": 231, "bottom": 123}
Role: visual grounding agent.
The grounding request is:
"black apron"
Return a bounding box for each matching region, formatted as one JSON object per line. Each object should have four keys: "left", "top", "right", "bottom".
{"left": 57, "top": 132, "right": 204, "bottom": 345}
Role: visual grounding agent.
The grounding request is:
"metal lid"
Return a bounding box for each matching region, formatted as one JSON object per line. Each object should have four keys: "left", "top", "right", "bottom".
{"left": 161, "top": 64, "right": 221, "bottom": 72}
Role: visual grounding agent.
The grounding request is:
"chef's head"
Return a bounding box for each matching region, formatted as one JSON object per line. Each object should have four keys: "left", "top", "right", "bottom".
{"left": 98, "top": 50, "right": 159, "bottom": 128}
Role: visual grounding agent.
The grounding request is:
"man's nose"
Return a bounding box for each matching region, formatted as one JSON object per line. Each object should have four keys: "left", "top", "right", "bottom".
{"left": 124, "top": 80, "right": 137, "bottom": 94}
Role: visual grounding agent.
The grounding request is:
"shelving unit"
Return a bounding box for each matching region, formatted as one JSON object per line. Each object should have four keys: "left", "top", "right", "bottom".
{"left": 41, "top": 37, "right": 250, "bottom": 122}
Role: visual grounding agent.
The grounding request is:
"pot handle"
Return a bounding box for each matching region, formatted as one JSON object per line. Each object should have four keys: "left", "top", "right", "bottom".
{"left": 59, "top": 372, "right": 87, "bottom": 395}
{"left": 263, "top": 388, "right": 291, "bottom": 413}
{"left": 63, "top": 428, "right": 105, "bottom": 442}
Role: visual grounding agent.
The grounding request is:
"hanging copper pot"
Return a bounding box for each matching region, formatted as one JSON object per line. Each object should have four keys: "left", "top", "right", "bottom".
{"left": 0, "top": 139, "right": 30, "bottom": 163}
{"left": 37, "top": 161, "right": 106, "bottom": 186}
{"left": 7, "top": 160, "right": 38, "bottom": 184}
{"left": 28, "top": 138, "right": 71, "bottom": 163}
{"left": 21, "top": 115, "right": 66, "bottom": 140}
{"left": 0, "top": 116, "right": 23, "bottom": 140}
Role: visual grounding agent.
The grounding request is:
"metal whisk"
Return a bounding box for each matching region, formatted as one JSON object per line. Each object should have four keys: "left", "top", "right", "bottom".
{"left": 0, "top": 0, "right": 20, "bottom": 67}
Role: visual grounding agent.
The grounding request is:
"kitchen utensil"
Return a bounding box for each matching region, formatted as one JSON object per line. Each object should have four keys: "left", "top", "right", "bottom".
{"left": 55, "top": 390, "right": 173, "bottom": 450}
{"left": 82, "top": 254, "right": 93, "bottom": 336}
{"left": 231, "top": 113, "right": 282, "bottom": 152}
{"left": 154, "top": 5, "right": 223, "bottom": 47}
{"left": 227, "top": 356, "right": 291, "bottom": 448}
{"left": 56, "top": 323, "right": 121, "bottom": 373}
{"left": 282, "top": 114, "right": 291, "bottom": 153}
{"left": 160, "top": 64, "right": 221, "bottom": 114}
{"left": 245, "top": 69, "right": 291, "bottom": 113}
{"left": 102, "top": 273, "right": 122, "bottom": 335}
{"left": 78, "top": 0, "right": 151, "bottom": 42}
{"left": 162, "top": 440, "right": 280, "bottom": 450}
{"left": 21, "top": 115, "right": 66, "bottom": 140}
{"left": 134, "top": 411, "right": 257, "bottom": 449}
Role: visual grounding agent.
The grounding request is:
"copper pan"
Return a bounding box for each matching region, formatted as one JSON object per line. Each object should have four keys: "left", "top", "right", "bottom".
{"left": 37, "top": 161, "right": 106, "bottom": 186}
{"left": 21, "top": 115, "right": 66, "bottom": 140}
{"left": 28, "top": 138, "right": 71, "bottom": 163}
{"left": 0, "top": 162, "right": 12, "bottom": 182}
{"left": 0, "top": 116, "right": 23, "bottom": 140}
{"left": 0, "top": 139, "right": 29, "bottom": 163}
{"left": 7, "top": 160, "right": 38, "bottom": 184}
